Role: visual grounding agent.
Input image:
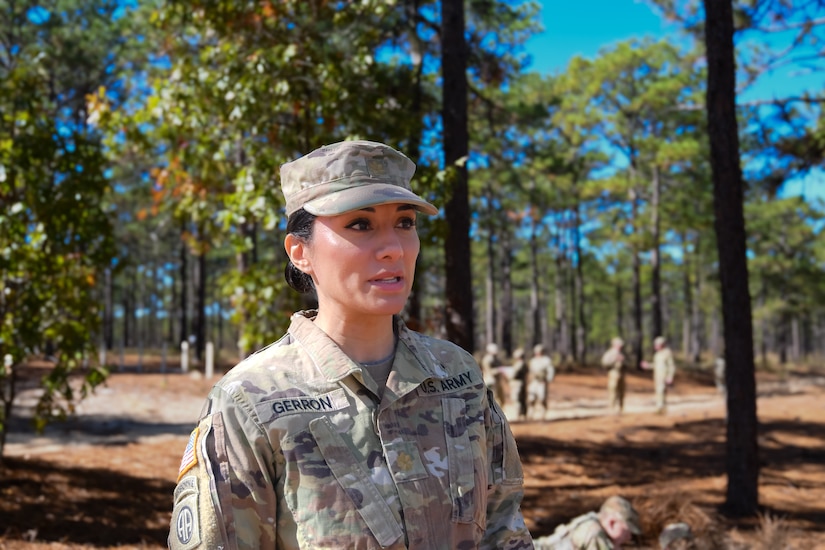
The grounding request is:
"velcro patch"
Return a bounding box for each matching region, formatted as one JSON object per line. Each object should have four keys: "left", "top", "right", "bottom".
{"left": 417, "top": 370, "right": 478, "bottom": 396}
{"left": 256, "top": 388, "right": 349, "bottom": 420}
{"left": 177, "top": 427, "right": 199, "bottom": 482}
{"left": 170, "top": 490, "right": 201, "bottom": 550}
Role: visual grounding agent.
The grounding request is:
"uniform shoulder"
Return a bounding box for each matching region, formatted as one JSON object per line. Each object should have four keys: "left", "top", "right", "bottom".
{"left": 213, "top": 333, "right": 303, "bottom": 391}
{"left": 400, "top": 329, "right": 478, "bottom": 372}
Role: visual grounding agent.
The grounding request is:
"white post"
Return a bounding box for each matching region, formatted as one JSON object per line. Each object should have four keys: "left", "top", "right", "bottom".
{"left": 161, "top": 342, "right": 168, "bottom": 374}
{"left": 205, "top": 342, "right": 214, "bottom": 378}
{"left": 180, "top": 341, "right": 190, "bottom": 373}
{"left": 2, "top": 354, "right": 11, "bottom": 401}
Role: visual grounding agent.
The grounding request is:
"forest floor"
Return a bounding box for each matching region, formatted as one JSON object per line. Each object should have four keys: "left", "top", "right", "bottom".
{"left": 1, "top": 355, "right": 824, "bottom": 549}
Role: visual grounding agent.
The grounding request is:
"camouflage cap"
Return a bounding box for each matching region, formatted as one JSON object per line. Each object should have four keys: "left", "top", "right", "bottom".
{"left": 599, "top": 496, "right": 642, "bottom": 535}
{"left": 659, "top": 522, "right": 693, "bottom": 549}
{"left": 280, "top": 140, "right": 438, "bottom": 217}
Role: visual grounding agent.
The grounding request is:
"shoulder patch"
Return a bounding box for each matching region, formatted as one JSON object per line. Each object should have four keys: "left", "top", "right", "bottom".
{"left": 417, "top": 369, "right": 480, "bottom": 396}
{"left": 177, "top": 427, "right": 199, "bottom": 482}
{"left": 170, "top": 477, "right": 201, "bottom": 550}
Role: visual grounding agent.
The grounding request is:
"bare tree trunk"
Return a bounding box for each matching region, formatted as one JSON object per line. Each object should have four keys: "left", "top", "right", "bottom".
{"left": 574, "top": 204, "right": 586, "bottom": 363}
{"left": 650, "top": 165, "right": 663, "bottom": 340}
{"left": 195, "top": 246, "right": 207, "bottom": 362}
{"left": 501, "top": 228, "right": 514, "bottom": 356}
{"left": 681, "top": 232, "right": 692, "bottom": 357}
{"left": 441, "top": 0, "right": 473, "bottom": 352}
{"left": 704, "top": 0, "right": 760, "bottom": 516}
{"left": 529, "top": 214, "right": 543, "bottom": 348}
{"left": 630, "top": 188, "right": 643, "bottom": 370}
{"left": 178, "top": 233, "right": 188, "bottom": 348}
{"left": 104, "top": 268, "right": 114, "bottom": 350}
{"left": 691, "top": 234, "right": 704, "bottom": 363}
{"left": 555, "top": 252, "right": 568, "bottom": 363}
{"left": 485, "top": 203, "right": 497, "bottom": 349}
{"left": 615, "top": 271, "right": 624, "bottom": 339}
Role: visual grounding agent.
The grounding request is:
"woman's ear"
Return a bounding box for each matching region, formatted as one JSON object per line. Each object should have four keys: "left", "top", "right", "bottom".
{"left": 285, "top": 234, "right": 312, "bottom": 275}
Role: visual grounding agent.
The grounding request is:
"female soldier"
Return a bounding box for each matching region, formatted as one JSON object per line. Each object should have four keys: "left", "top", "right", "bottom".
{"left": 169, "top": 140, "right": 533, "bottom": 550}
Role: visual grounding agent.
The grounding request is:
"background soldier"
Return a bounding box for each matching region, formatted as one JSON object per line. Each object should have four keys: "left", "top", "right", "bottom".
{"left": 601, "top": 337, "right": 626, "bottom": 414}
{"left": 528, "top": 343, "right": 555, "bottom": 419}
{"left": 533, "top": 495, "right": 642, "bottom": 549}
{"left": 641, "top": 336, "right": 676, "bottom": 414}
{"left": 512, "top": 347, "right": 529, "bottom": 420}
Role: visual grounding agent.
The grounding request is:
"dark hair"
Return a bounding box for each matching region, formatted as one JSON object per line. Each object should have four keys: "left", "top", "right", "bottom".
{"left": 284, "top": 208, "right": 317, "bottom": 294}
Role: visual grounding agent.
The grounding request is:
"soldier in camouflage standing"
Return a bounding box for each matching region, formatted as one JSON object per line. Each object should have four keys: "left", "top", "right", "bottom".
{"left": 601, "top": 337, "right": 627, "bottom": 414}
{"left": 533, "top": 495, "right": 642, "bottom": 549}
{"left": 168, "top": 140, "right": 533, "bottom": 549}
{"left": 641, "top": 336, "right": 676, "bottom": 414}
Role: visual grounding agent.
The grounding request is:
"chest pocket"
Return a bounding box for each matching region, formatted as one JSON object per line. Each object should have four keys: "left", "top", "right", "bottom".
{"left": 442, "top": 397, "right": 477, "bottom": 523}
{"left": 300, "top": 416, "right": 404, "bottom": 547}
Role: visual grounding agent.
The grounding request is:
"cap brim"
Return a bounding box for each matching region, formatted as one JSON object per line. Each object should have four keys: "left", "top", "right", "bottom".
{"left": 303, "top": 183, "right": 438, "bottom": 216}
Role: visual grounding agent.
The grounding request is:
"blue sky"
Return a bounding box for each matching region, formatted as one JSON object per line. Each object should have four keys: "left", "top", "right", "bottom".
{"left": 523, "top": 0, "right": 825, "bottom": 103}
{"left": 522, "top": 0, "right": 824, "bottom": 201}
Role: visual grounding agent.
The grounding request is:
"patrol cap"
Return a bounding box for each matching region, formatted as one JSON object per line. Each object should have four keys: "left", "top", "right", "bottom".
{"left": 280, "top": 140, "right": 438, "bottom": 217}
{"left": 659, "top": 522, "right": 693, "bottom": 549}
{"left": 654, "top": 336, "right": 667, "bottom": 347}
{"left": 611, "top": 337, "right": 625, "bottom": 347}
{"left": 599, "top": 496, "right": 642, "bottom": 535}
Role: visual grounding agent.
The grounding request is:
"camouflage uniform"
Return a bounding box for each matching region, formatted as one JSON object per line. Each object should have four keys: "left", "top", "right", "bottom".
{"left": 600, "top": 343, "right": 625, "bottom": 413}
{"left": 527, "top": 347, "right": 554, "bottom": 413}
{"left": 651, "top": 344, "right": 676, "bottom": 413}
{"left": 169, "top": 311, "right": 533, "bottom": 549}
{"left": 532, "top": 512, "right": 613, "bottom": 550}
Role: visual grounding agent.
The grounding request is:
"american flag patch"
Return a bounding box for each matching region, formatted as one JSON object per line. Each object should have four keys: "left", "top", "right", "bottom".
{"left": 177, "top": 427, "right": 199, "bottom": 482}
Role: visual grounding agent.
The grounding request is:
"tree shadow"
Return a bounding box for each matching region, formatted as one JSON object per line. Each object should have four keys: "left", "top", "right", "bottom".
{"left": 0, "top": 456, "right": 173, "bottom": 545}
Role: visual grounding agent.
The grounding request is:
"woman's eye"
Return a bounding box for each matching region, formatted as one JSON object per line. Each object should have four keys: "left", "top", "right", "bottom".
{"left": 346, "top": 219, "right": 371, "bottom": 231}
{"left": 397, "top": 217, "right": 417, "bottom": 229}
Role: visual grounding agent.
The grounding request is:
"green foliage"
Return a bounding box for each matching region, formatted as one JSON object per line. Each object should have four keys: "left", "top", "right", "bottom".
{"left": 0, "top": 0, "right": 126, "bottom": 446}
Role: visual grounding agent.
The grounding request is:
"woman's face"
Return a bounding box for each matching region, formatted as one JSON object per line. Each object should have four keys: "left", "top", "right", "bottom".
{"left": 287, "top": 203, "right": 420, "bottom": 323}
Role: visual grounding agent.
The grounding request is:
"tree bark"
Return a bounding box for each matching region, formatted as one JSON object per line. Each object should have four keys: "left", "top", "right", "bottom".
{"left": 485, "top": 195, "right": 497, "bottom": 348}
{"left": 441, "top": 0, "right": 474, "bottom": 352}
{"left": 703, "top": 0, "right": 760, "bottom": 517}
{"left": 650, "top": 165, "right": 663, "bottom": 340}
{"left": 501, "top": 227, "right": 514, "bottom": 356}
{"left": 630, "top": 188, "right": 643, "bottom": 369}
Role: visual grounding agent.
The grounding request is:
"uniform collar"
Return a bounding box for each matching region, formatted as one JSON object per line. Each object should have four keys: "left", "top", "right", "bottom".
{"left": 288, "top": 310, "right": 449, "bottom": 387}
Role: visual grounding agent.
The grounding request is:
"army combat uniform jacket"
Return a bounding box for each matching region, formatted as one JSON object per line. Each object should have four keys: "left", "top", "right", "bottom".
{"left": 169, "top": 311, "right": 533, "bottom": 550}
{"left": 533, "top": 512, "right": 613, "bottom": 550}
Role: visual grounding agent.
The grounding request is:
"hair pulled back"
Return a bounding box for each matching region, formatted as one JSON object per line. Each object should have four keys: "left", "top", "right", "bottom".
{"left": 284, "top": 208, "right": 317, "bottom": 294}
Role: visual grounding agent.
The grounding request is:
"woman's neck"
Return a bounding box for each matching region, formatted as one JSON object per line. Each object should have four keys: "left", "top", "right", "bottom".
{"left": 313, "top": 311, "right": 396, "bottom": 364}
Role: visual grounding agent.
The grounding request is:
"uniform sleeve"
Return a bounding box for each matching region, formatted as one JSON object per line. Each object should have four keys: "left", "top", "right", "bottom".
{"left": 665, "top": 350, "right": 676, "bottom": 380}
{"left": 169, "top": 387, "right": 278, "bottom": 550}
{"left": 481, "top": 389, "right": 534, "bottom": 549}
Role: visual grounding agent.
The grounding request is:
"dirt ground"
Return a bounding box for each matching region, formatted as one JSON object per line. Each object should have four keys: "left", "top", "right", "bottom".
{"left": 1, "top": 357, "right": 824, "bottom": 549}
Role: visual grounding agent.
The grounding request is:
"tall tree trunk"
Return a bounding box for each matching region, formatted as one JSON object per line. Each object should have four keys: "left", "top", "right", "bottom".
{"left": 501, "top": 228, "right": 514, "bottom": 356}
{"left": 650, "top": 165, "right": 663, "bottom": 339}
{"left": 691, "top": 234, "right": 704, "bottom": 363}
{"left": 615, "top": 270, "right": 624, "bottom": 339}
{"left": 630, "top": 188, "right": 643, "bottom": 370}
{"left": 178, "top": 234, "right": 188, "bottom": 348}
{"left": 703, "top": 0, "right": 760, "bottom": 517}
{"left": 574, "top": 203, "right": 586, "bottom": 363}
{"left": 195, "top": 247, "right": 207, "bottom": 362}
{"left": 441, "top": 0, "right": 473, "bottom": 352}
{"left": 681, "top": 232, "right": 692, "bottom": 357}
{"left": 104, "top": 267, "right": 114, "bottom": 350}
{"left": 405, "top": 45, "right": 426, "bottom": 330}
{"left": 555, "top": 252, "right": 568, "bottom": 362}
{"left": 529, "top": 213, "right": 543, "bottom": 348}
{"left": 485, "top": 200, "right": 497, "bottom": 348}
